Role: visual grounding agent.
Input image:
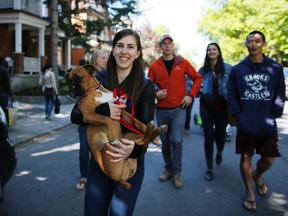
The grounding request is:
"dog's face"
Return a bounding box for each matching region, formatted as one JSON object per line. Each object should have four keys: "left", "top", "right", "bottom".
{"left": 65, "top": 64, "right": 97, "bottom": 98}
{"left": 65, "top": 70, "right": 84, "bottom": 98}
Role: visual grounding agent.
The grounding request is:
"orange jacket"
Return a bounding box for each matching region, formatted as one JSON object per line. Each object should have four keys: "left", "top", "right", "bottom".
{"left": 148, "top": 55, "right": 202, "bottom": 109}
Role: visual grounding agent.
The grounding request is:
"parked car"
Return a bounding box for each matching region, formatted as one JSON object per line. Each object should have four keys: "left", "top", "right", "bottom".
{"left": 284, "top": 67, "right": 288, "bottom": 101}
{"left": 0, "top": 106, "right": 17, "bottom": 203}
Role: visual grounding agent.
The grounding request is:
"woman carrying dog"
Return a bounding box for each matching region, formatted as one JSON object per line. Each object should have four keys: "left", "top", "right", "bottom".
{"left": 83, "top": 29, "right": 155, "bottom": 216}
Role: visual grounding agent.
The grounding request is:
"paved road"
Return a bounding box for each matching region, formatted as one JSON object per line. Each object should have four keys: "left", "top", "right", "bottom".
{"left": 1, "top": 99, "right": 288, "bottom": 216}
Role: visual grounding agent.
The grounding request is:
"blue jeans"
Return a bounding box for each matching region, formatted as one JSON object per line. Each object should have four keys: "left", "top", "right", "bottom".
{"left": 44, "top": 94, "right": 55, "bottom": 117}
{"left": 156, "top": 107, "right": 185, "bottom": 174}
{"left": 185, "top": 101, "right": 194, "bottom": 130}
{"left": 78, "top": 125, "right": 90, "bottom": 179}
{"left": 200, "top": 106, "right": 227, "bottom": 170}
{"left": 84, "top": 156, "right": 145, "bottom": 216}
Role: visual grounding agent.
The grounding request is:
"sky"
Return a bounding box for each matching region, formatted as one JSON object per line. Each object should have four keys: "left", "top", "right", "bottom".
{"left": 133, "top": 0, "right": 210, "bottom": 66}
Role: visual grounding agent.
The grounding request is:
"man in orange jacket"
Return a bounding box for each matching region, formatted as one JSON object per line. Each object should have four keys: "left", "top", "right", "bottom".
{"left": 148, "top": 34, "right": 202, "bottom": 189}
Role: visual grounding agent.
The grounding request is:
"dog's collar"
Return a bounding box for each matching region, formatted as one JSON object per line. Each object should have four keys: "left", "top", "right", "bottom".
{"left": 83, "top": 80, "right": 101, "bottom": 97}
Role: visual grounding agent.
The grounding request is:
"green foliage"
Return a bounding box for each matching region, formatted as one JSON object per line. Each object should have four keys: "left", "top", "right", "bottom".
{"left": 44, "top": 0, "right": 140, "bottom": 52}
{"left": 13, "top": 86, "right": 43, "bottom": 96}
{"left": 198, "top": 0, "right": 288, "bottom": 65}
{"left": 13, "top": 81, "right": 69, "bottom": 96}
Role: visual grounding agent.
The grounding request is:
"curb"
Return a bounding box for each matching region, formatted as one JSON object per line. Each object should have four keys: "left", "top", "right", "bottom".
{"left": 13, "top": 123, "right": 75, "bottom": 146}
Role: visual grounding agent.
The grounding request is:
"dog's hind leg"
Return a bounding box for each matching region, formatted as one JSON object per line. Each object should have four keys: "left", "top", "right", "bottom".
{"left": 150, "top": 125, "right": 168, "bottom": 146}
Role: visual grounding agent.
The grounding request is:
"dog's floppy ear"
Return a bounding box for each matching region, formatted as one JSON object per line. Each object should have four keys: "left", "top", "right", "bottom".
{"left": 83, "top": 64, "right": 97, "bottom": 75}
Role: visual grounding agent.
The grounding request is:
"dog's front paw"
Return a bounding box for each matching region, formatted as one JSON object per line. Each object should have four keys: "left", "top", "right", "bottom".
{"left": 109, "top": 140, "right": 119, "bottom": 145}
{"left": 152, "top": 136, "right": 162, "bottom": 146}
{"left": 159, "top": 125, "right": 168, "bottom": 134}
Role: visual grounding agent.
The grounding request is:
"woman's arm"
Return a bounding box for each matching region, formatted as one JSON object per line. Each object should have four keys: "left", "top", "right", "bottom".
{"left": 128, "top": 78, "right": 156, "bottom": 158}
{"left": 105, "top": 78, "right": 156, "bottom": 161}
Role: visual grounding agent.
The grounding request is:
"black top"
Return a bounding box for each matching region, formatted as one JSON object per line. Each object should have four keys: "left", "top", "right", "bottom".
{"left": 71, "top": 70, "right": 156, "bottom": 158}
{"left": 0, "top": 66, "right": 11, "bottom": 95}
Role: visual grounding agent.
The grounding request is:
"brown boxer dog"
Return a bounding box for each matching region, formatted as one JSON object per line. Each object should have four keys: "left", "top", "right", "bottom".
{"left": 66, "top": 64, "right": 167, "bottom": 189}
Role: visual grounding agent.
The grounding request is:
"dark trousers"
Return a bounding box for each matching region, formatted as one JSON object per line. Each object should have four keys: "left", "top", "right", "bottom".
{"left": 0, "top": 92, "right": 9, "bottom": 111}
{"left": 200, "top": 106, "right": 227, "bottom": 169}
{"left": 78, "top": 125, "right": 90, "bottom": 179}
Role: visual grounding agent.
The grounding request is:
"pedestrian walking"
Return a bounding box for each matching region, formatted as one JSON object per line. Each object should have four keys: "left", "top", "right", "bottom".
{"left": 76, "top": 50, "right": 108, "bottom": 191}
{"left": 184, "top": 75, "right": 194, "bottom": 135}
{"left": 148, "top": 34, "right": 202, "bottom": 189}
{"left": 75, "top": 58, "right": 89, "bottom": 191}
{"left": 90, "top": 49, "right": 108, "bottom": 70}
{"left": 39, "top": 63, "right": 58, "bottom": 120}
{"left": 227, "top": 30, "right": 286, "bottom": 212}
{"left": 5, "top": 57, "right": 13, "bottom": 75}
{"left": 0, "top": 57, "right": 12, "bottom": 111}
{"left": 198, "top": 42, "right": 232, "bottom": 181}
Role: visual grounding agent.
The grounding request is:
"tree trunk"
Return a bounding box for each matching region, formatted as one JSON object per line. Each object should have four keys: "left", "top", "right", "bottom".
{"left": 51, "top": 0, "right": 59, "bottom": 83}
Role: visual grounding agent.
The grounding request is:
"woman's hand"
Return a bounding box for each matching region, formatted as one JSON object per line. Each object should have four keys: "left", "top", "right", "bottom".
{"left": 108, "top": 99, "right": 126, "bottom": 120}
{"left": 105, "top": 138, "right": 135, "bottom": 162}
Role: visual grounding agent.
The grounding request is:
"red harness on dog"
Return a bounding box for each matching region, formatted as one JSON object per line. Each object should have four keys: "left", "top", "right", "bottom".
{"left": 113, "top": 88, "right": 144, "bottom": 136}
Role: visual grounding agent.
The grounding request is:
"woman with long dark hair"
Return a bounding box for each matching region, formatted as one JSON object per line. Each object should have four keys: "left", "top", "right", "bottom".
{"left": 199, "top": 43, "right": 232, "bottom": 181}
{"left": 84, "top": 29, "right": 155, "bottom": 216}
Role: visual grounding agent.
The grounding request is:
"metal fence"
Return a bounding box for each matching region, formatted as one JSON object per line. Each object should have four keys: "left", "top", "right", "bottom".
{"left": 23, "top": 57, "right": 41, "bottom": 75}
{"left": 0, "top": 0, "right": 44, "bottom": 17}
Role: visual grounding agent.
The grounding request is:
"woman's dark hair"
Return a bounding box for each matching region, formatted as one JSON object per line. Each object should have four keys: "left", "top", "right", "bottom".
{"left": 106, "top": 28, "right": 144, "bottom": 98}
{"left": 42, "top": 63, "right": 52, "bottom": 73}
{"left": 203, "top": 42, "right": 225, "bottom": 76}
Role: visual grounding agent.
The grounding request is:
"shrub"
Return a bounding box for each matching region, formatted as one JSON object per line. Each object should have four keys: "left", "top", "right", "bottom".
{"left": 13, "top": 85, "right": 68, "bottom": 96}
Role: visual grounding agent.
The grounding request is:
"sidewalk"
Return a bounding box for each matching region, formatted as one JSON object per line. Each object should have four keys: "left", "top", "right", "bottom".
{"left": 8, "top": 101, "right": 75, "bottom": 145}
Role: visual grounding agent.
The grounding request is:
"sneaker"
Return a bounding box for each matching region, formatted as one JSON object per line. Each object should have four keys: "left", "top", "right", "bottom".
{"left": 185, "top": 129, "right": 190, "bottom": 135}
{"left": 204, "top": 170, "right": 214, "bottom": 181}
{"left": 159, "top": 169, "right": 172, "bottom": 182}
{"left": 75, "top": 179, "right": 87, "bottom": 191}
{"left": 215, "top": 153, "right": 222, "bottom": 165}
{"left": 173, "top": 173, "right": 183, "bottom": 189}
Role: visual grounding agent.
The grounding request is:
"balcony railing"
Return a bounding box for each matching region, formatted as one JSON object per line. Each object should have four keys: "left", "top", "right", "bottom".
{"left": 23, "top": 57, "right": 41, "bottom": 75}
{"left": 0, "top": 0, "right": 45, "bottom": 17}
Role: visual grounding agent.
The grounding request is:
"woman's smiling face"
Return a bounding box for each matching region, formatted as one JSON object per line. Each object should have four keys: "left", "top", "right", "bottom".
{"left": 113, "top": 35, "right": 140, "bottom": 71}
{"left": 207, "top": 44, "right": 220, "bottom": 60}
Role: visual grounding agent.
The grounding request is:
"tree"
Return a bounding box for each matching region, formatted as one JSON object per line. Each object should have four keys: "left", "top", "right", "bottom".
{"left": 44, "top": 0, "right": 140, "bottom": 52}
{"left": 198, "top": 0, "right": 288, "bottom": 65}
{"left": 137, "top": 22, "right": 159, "bottom": 65}
{"left": 51, "top": 0, "right": 59, "bottom": 77}
{"left": 137, "top": 22, "right": 189, "bottom": 65}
